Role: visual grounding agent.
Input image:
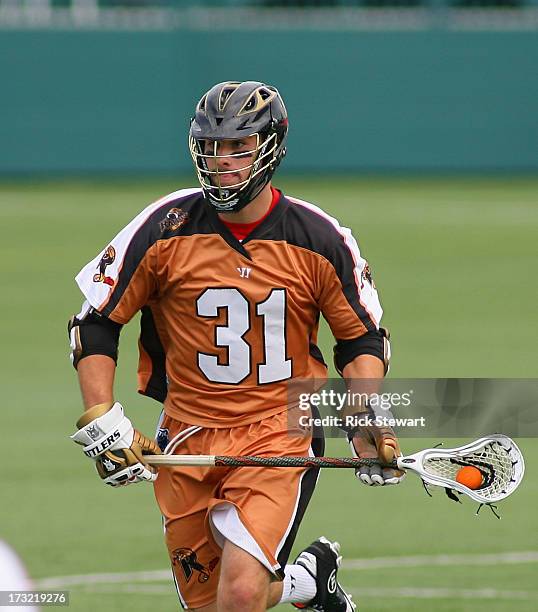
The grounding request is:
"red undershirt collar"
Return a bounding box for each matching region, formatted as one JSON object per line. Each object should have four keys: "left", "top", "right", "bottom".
{"left": 220, "top": 187, "right": 280, "bottom": 241}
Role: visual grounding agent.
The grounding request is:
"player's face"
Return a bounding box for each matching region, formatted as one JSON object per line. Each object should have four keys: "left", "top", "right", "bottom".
{"left": 203, "top": 136, "right": 258, "bottom": 188}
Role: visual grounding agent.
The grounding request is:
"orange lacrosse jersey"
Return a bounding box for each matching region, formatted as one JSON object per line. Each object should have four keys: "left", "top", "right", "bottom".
{"left": 75, "top": 188, "right": 383, "bottom": 427}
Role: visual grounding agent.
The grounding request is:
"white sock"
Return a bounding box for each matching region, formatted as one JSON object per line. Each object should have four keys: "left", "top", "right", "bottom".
{"left": 279, "top": 563, "right": 317, "bottom": 604}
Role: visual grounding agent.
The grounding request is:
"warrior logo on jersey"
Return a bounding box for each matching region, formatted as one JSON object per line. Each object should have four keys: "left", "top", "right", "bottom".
{"left": 159, "top": 208, "right": 189, "bottom": 233}
{"left": 93, "top": 245, "right": 116, "bottom": 287}
{"left": 172, "top": 548, "right": 219, "bottom": 583}
{"left": 361, "top": 262, "right": 376, "bottom": 290}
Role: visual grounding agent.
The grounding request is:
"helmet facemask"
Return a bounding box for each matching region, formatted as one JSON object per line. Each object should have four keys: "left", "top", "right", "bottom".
{"left": 189, "top": 130, "right": 281, "bottom": 213}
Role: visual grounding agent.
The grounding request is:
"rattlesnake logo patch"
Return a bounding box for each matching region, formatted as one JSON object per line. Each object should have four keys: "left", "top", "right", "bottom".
{"left": 159, "top": 208, "right": 189, "bottom": 232}
{"left": 93, "top": 245, "right": 116, "bottom": 286}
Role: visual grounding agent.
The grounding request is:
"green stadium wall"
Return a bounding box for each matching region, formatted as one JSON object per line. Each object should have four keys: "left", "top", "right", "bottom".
{"left": 2, "top": 29, "right": 537, "bottom": 174}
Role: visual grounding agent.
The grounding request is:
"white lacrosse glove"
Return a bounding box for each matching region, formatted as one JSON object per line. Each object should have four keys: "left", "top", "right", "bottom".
{"left": 348, "top": 415, "right": 405, "bottom": 486}
{"left": 71, "top": 402, "right": 161, "bottom": 487}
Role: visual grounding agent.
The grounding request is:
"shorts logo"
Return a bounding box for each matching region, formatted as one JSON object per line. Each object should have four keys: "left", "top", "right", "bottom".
{"left": 172, "top": 548, "right": 219, "bottom": 583}
{"left": 93, "top": 245, "right": 116, "bottom": 287}
{"left": 327, "top": 569, "right": 337, "bottom": 593}
{"left": 159, "top": 208, "right": 189, "bottom": 232}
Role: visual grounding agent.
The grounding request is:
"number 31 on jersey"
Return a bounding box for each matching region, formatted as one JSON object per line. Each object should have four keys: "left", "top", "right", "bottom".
{"left": 196, "top": 288, "right": 292, "bottom": 385}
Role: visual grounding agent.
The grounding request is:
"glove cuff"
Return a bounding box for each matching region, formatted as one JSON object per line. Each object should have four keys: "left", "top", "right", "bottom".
{"left": 76, "top": 402, "right": 115, "bottom": 428}
{"left": 71, "top": 401, "right": 134, "bottom": 458}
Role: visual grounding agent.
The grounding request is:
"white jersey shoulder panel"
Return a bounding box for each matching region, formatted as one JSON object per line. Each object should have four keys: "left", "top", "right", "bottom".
{"left": 75, "top": 188, "right": 201, "bottom": 314}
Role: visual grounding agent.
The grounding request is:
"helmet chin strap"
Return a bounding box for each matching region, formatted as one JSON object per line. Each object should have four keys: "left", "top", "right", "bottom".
{"left": 208, "top": 177, "right": 267, "bottom": 214}
{"left": 210, "top": 194, "right": 240, "bottom": 212}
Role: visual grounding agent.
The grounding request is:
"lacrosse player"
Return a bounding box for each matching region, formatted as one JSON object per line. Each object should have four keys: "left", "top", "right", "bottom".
{"left": 69, "top": 81, "right": 404, "bottom": 612}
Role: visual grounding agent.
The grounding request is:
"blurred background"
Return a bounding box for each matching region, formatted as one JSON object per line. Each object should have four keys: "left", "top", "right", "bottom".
{"left": 1, "top": 0, "right": 538, "bottom": 174}
{"left": 1, "top": 2, "right": 537, "bottom": 611}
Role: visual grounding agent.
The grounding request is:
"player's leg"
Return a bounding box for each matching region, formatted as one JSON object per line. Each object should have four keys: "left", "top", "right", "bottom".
{"left": 216, "top": 539, "right": 322, "bottom": 611}
{"left": 217, "top": 539, "right": 326, "bottom": 612}
{"left": 217, "top": 540, "right": 271, "bottom": 612}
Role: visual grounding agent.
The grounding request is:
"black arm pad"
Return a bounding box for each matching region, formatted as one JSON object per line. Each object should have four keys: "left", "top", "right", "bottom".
{"left": 333, "top": 328, "right": 390, "bottom": 376}
{"left": 68, "top": 309, "right": 122, "bottom": 369}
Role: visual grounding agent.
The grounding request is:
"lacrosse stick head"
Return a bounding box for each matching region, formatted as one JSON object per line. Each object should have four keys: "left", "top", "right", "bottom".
{"left": 397, "top": 435, "right": 525, "bottom": 504}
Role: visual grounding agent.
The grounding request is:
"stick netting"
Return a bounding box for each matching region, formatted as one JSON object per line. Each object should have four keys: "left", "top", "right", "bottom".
{"left": 423, "top": 440, "right": 518, "bottom": 501}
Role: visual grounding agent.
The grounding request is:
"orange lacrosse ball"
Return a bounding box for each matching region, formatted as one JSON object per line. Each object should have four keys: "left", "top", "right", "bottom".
{"left": 455, "top": 466, "right": 483, "bottom": 489}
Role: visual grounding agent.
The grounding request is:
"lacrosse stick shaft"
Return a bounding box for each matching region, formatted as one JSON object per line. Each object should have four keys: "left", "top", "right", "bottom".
{"left": 145, "top": 455, "right": 398, "bottom": 469}
{"left": 144, "top": 435, "right": 524, "bottom": 505}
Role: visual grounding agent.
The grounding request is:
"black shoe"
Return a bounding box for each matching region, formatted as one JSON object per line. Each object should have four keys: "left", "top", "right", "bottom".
{"left": 292, "top": 536, "right": 356, "bottom": 612}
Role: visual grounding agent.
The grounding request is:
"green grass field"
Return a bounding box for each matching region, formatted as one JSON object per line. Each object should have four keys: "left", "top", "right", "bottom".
{"left": 1, "top": 177, "right": 537, "bottom": 611}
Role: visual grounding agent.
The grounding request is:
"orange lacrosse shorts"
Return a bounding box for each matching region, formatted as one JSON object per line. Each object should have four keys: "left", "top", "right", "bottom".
{"left": 153, "top": 408, "right": 324, "bottom": 609}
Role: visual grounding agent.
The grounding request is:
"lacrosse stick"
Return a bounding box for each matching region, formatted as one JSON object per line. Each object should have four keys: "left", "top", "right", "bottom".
{"left": 146, "top": 434, "right": 524, "bottom": 504}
